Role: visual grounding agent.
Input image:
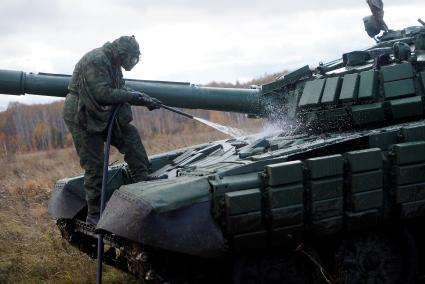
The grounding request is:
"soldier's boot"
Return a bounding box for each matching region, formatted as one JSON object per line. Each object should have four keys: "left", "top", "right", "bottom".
{"left": 129, "top": 168, "right": 148, "bottom": 183}
{"left": 86, "top": 196, "right": 101, "bottom": 225}
{"left": 86, "top": 197, "right": 101, "bottom": 225}
{"left": 128, "top": 169, "right": 169, "bottom": 182}
{"left": 84, "top": 168, "right": 103, "bottom": 226}
{"left": 86, "top": 212, "right": 100, "bottom": 226}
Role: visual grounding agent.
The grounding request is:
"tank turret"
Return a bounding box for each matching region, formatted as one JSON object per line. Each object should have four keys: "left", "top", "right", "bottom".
{"left": 261, "top": 21, "right": 425, "bottom": 134}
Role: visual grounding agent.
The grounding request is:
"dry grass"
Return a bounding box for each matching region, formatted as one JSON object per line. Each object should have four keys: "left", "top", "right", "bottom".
{"left": 0, "top": 130, "right": 226, "bottom": 283}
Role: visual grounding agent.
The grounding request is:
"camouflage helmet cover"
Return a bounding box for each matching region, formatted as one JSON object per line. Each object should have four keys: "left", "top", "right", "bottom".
{"left": 113, "top": 35, "right": 141, "bottom": 71}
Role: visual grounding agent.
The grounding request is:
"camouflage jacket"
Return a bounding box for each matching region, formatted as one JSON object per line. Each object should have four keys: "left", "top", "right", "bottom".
{"left": 63, "top": 42, "right": 134, "bottom": 133}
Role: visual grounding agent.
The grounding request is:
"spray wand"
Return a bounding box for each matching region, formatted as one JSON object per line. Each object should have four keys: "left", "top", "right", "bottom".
{"left": 160, "top": 104, "right": 195, "bottom": 119}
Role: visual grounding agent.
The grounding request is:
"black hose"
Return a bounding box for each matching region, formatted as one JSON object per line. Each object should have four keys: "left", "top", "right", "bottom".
{"left": 96, "top": 104, "right": 121, "bottom": 284}
{"left": 96, "top": 103, "right": 190, "bottom": 284}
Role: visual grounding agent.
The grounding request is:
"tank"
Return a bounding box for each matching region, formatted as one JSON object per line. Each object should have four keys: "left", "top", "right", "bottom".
{"left": 1, "top": 15, "right": 425, "bottom": 284}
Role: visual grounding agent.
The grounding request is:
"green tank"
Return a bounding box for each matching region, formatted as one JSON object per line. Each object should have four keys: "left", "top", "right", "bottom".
{"left": 1, "top": 15, "right": 425, "bottom": 284}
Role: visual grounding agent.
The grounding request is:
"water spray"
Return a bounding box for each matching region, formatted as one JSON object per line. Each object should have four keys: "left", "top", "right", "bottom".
{"left": 160, "top": 104, "right": 247, "bottom": 138}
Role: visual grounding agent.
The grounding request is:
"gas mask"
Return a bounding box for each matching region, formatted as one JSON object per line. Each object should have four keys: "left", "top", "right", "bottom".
{"left": 112, "top": 35, "right": 141, "bottom": 71}
{"left": 121, "top": 53, "right": 140, "bottom": 71}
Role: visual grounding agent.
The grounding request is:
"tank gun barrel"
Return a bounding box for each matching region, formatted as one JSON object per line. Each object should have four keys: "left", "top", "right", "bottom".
{"left": 0, "top": 69, "right": 261, "bottom": 115}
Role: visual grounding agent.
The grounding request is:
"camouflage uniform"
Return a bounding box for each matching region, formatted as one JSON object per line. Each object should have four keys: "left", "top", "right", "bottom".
{"left": 63, "top": 36, "right": 149, "bottom": 217}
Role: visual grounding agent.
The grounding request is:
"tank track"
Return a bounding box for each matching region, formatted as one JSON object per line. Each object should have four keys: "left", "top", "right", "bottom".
{"left": 57, "top": 218, "right": 227, "bottom": 283}
{"left": 57, "top": 218, "right": 165, "bottom": 282}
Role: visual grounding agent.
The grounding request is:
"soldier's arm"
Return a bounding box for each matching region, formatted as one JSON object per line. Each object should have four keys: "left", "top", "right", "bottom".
{"left": 83, "top": 61, "right": 133, "bottom": 105}
{"left": 119, "top": 77, "right": 133, "bottom": 92}
{"left": 120, "top": 77, "right": 152, "bottom": 99}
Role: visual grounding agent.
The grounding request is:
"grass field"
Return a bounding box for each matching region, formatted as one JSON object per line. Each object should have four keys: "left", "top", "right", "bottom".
{"left": 0, "top": 131, "right": 228, "bottom": 283}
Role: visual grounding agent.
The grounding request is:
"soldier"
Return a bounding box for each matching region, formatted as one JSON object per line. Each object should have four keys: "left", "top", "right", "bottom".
{"left": 366, "top": 0, "right": 389, "bottom": 32}
{"left": 63, "top": 35, "right": 162, "bottom": 225}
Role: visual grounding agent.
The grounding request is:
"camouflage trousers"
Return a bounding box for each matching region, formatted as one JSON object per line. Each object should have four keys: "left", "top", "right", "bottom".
{"left": 66, "top": 121, "right": 149, "bottom": 215}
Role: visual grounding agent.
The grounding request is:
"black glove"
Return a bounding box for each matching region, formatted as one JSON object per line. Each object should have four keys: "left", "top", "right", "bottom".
{"left": 130, "top": 92, "right": 162, "bottom": 110}
{"left": 148, "top": 97, "right": 162, "bottom": 111}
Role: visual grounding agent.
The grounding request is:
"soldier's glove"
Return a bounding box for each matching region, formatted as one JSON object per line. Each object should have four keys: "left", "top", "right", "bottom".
{"left": 130, "top": 92, "right": 162, "bottom": 110}
{"left": 147, "top": 97, "right": 162, "bottom": 111}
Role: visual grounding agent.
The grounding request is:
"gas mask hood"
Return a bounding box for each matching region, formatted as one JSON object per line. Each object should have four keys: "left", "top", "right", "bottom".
{"left": 112, "top": 35, "right": 141, "bottom": 71}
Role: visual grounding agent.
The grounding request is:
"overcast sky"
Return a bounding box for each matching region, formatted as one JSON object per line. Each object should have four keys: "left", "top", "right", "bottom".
{"left": 0, "top": 0, "right": 424, "bottom": 109}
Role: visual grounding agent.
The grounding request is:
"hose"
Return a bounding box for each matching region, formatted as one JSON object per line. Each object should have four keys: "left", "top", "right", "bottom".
{"left": 96, "top": 103, "right": 192, "bottom": 284}
{"left": 97, "top": 104, "right": 121, "bottom": 284}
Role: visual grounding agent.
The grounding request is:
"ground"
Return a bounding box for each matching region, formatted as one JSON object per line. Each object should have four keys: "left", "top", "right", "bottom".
{"left": 0, "top": 131, "right": 227, "bottom": 283}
